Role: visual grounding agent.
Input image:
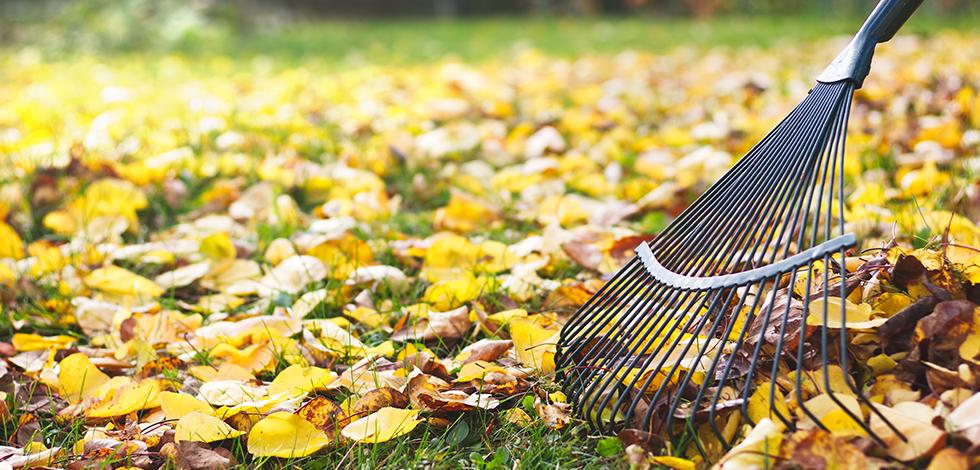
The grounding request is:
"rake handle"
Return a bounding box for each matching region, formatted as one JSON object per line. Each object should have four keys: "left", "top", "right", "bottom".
{"left": 817, "top": 0, "right": 924, "bottom": 88}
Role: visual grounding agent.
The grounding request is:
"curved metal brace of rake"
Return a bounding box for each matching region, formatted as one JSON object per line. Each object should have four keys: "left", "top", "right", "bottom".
{"left": 555, "top": 0, "right": 924, "bottom": 458}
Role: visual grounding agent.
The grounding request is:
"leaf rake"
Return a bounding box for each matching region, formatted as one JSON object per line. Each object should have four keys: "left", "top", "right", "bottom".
{"left": 556, "top": 0, "right": 924, "bottom": 454}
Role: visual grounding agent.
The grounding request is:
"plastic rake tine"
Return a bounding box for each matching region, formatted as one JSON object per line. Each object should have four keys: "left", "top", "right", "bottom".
{"left": 555, "top": 0, "right": 924, "bottom": 451}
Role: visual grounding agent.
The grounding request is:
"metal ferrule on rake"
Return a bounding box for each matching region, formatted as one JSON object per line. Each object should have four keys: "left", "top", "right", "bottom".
{"left": 556, "top": 0, "right": 923, "bottom": 458}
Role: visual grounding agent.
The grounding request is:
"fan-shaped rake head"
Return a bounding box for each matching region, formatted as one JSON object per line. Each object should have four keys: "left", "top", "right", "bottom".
{"left": 555, "top": 0, "right": 924, "bottom": 457}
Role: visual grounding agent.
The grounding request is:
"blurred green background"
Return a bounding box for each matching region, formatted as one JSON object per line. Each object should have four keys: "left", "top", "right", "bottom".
{"left": 1, "top": 0, "right": 978, "bottom": 64}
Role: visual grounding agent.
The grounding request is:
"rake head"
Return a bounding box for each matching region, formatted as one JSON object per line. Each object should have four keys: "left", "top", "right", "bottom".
{"left": 556, "top": 0, "right": 924, "bottom": 455}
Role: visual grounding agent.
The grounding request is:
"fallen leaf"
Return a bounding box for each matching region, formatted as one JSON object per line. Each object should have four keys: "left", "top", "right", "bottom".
{"left": 945, "top": 391, "right": 980, "bottom": 446}
{"left": 349, "top": 387, "right": 409, "bottom": 419}
{"left": 155, "top": 261, "right": 212, "bottom": 290}
{"left": 175, "top": 411, "right": 244, "bottom": 443}
{"left": 534, "top": 396, "right": 571, "bottom": 429}
{"left": 455, "top": 339, "right": 513, "bottom": 364}
{"left": 160, "top": 391, "right": 214, "bottom": 420}
{"left": 869, "top": 401, "right": 945, "bottom": 461}
{"left": 267, "top": 364, "right": 337, "bottom": 397}
{"left": 510, "top": 315, "right": 559, "bottom": 372}
{"left": 84, "top": 264, "right": 164, "bottom": 299}
{"left": 806, "top": 297, "right": 885, "bottom": 330}
{"left": 87, "top": 379, "right": 162, "bottom": 418}
{"left": 340, "top": 407, "right": 422, "bottom": 443}
{"left": 925, "top": 448, "right": 970, "bottom": 470}
{"left": 779, "top": 429, "right": 867, "bottom": 470}
{"left": 247, "top": 411, "right": 332, "bottom": 458}
{"left": 58, "top": 352, "right": 110, "bottom": 402}
{"left": 177, "top": 440, "right": 237, "bottom": 470}
{"left": 391, "top": 305, "right": 471, "bottom": 342}
{"left": 296, "top": 396, "right": 345, "bottom": 432}
{"left": 715, "top": 418, "right": 782, "bottom": 470}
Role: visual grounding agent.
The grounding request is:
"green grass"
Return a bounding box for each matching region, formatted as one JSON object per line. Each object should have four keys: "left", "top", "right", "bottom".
{"left": 7, "top": 13, "right": 979, "bottom": 66}
{"left": 173, "top": 13, "right": 979, "bottom": 65}
{"left": 271, "top": 407, "right": 622, "bottom": 469}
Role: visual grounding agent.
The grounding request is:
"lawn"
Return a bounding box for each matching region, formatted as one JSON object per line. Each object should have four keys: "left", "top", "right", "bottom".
{"left": 0, "top": 12, "right": 978, "bottom": 470}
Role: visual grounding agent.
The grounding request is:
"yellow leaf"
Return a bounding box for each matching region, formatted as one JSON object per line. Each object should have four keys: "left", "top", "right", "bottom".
{"left": 504, "top": 408, "right": 532, "bottom": 427}
{"left": 264, "top": 238, "right": 297, "bottom": 266}
{"left": 160, "top": 391, "right": 213, "bottom": 420}
{"left": 510, "top": 315, "right": 559, "bottom": 373}
{"left": 42, "top": 210, "right": 77, "bottom": 236}
{"left": 433, "top": 190, "right": 499, "bottom": 233}
{"left": 247, "top": 411, "right": 331, "bottom": 458}
{"left": 649, "top": 455, "right": 696, "bottom": 470}
{"left": 175, "top": 411, "right": 243, "bottom": 443}
{"left": 267, "top": 364, "right": 337, "bottom": 397}
{"left": 340, "top": 407, "right": 422, "bottom": 443}
{"left": 87, "top": 380, "right": 162, "bottom": 418}
{"left": 0, "top": 263, "right": 15, "bottom": 285}
{"left": 806, "top": 297, "right": 884, "bottom": 330}
{"left": 747, "top": 382, "right": 790, "bottom": 424}
{"left": 84, "top": 265, "right": 164, "bottom": 299}
{"left": 872, "top": 292, "right": 913, "bottom": 317}
{"left": 484, "top": 308, "right": 528, "bottom": 327}
{"left": 898, "top": 160, "right": 949, "bottom": 198}
{"left": 200, "top": 232, "right": 237, "bottom": 260}
{"left": 454, "top": 361, "right": 509, "bottom": 382}
{"left": 59, "top": 352, "right": 110, "bottom": 402}
{"left": 0, "top": 222, "right": 24, "bottom": 259}
{"left": 421, "top": 233, "right": 516, "bottom": 282}
{"left": 867, "top": 354, "right": 898, "bottom": 375}
{"left": 423, "top": 273, "right": 493, "bottom": 310}
{"left": 800, "top": 393, "right": 865, "bottom": 437}
{"left": 13, "top": 333, "right": 75, "bottom": 352}
{"left": 716, "top": 418, "right": 783, "bottom": 470}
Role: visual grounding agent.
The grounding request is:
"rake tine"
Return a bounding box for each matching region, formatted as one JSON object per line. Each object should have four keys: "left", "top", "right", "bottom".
{"left": 581, "top": 287, "right": 692, "bottom": 430}
{"left": 568, "top": 280, "right": 669, "bottom": 427}
{"left": 620, "top": 290, "right": 713, "bottom": 430}
{"left": 559, "top": 257, "right": 642, "bottom": 340}
{"left": 710, "top": 279, "right": 772, "bottom": 446}
{"left": 745, "top": 270, "right": 798, "bottom": 431}
{"left": 565, "top": 276, "right": 662, "bottom": 390}
{"left": 656, "top": 91, "right": 828, "bottom": 271}
{"left": 585, "top": 286, "right": 697, "bottom": 427}
{"left": 662, "top": 287, "right": 741, "bottom": 440}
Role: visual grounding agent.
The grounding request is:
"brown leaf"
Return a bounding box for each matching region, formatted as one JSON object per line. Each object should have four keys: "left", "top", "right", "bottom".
{"left": 747, "top": 288, "right": 803, "bottom": 350}
{"left": 776, "top": 429, "right": 867, "bottom": 470}
{"left": 923, "top": 362, "right": 967, "bottom": 396}
{"left": 457, "top": 339, "right": 513, "bottom": 364}
{"left": 391, "top": 306, "right": 471, "bottom": 342}
{"left": 13, "top": 413, "right": 40, "bottom": 447}
{"left": 915, "top": 300, "right": 976, "bottom": 368}
{"left": 401, "top": 351, "right": 450, "bottom": 379}
{"left": 177, "top": 441, "right": 236, "bottom": 470}
{"left": 533, "top": 396, "right": 571, "bottom": 430}
{"left": 562, "top": 239, "right": 604, "bottom": 271}
{"left": 617, "top": 428, "right": 666, "bottom": 453}
{"left": 542, "top": 281, "right": 600, "bottom": 311}
{"left": 350, "top": 387, "right": 409, "bottom": 420}
{"left": 415, "top": 389, "right": 499, "bottom": 413}
{"left": 607, "top": 235, "right": 657, "bottom": 263}
{"left": 295, "top": 396, "right": 345, "bottom": 434}
{"left": 891, "top": 254, "right": 927, "bottom": 289}
{"left": 879, "top": 296, "right": 941, "bottom": 354}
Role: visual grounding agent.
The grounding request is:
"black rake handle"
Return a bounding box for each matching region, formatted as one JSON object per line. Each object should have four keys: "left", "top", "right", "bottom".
{"left": 817, "top": 0, "right": 924, "bottom": 87}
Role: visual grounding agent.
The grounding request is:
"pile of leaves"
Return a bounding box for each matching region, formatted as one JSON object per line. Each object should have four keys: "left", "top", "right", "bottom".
{"left": 0, "top": 32, "right": 977, "bottom": 468}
